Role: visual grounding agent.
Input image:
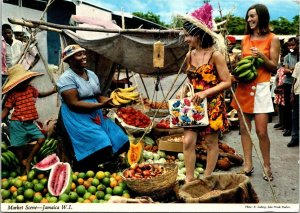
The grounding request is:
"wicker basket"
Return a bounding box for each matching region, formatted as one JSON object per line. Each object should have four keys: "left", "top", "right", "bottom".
{"left": 121, "top": 163, "right": 178, "bottom": 197}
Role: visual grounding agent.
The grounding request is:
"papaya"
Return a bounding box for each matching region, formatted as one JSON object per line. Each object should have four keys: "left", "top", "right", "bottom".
{"left": 126, "top": 140, "right": 143, "bottom": 166}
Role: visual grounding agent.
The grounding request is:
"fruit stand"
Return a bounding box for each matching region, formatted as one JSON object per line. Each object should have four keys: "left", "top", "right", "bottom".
{"left": 1, "top": 93, "right": 252, "bottom": 204}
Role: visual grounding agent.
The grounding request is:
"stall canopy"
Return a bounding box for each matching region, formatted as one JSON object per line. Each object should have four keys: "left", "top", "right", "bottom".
{"left": 61, "top": 29, "right": 188, "bottom": 76}
{"left": 60, "top": 26, "right": 188, "bottom": 94}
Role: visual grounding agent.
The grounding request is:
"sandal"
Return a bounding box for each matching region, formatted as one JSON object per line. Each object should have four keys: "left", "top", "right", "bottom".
{"left": 263, "top": 170, "right": 273, "bottom": 181}
{"left": 237, "top": 167, "right": 254, "bottom": 176}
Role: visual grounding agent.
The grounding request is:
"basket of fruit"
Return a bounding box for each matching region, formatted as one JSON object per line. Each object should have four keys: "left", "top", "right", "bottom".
{"left": 110, "top": 106, "right": 153, "bottom": 134}
{"left": 121, "top": 163, "right": 178, "bottom": 197}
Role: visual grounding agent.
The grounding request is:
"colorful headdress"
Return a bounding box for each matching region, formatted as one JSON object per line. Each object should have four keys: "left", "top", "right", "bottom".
{"left": 62, "top": 44, "right": 85, "bottom": 62}
{"left": 178, "top": 3, "right": 226, "bottom": 54}
{"left": 2, "top": 64, "right": 43, "bottom": 94}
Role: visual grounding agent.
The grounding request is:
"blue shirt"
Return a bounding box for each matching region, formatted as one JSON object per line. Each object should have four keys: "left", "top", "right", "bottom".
{"left": 283, "top": 53, "right": 297, "bottom": 84}
{"left": 56, "top": 68, "right": 101, "bottom": 101}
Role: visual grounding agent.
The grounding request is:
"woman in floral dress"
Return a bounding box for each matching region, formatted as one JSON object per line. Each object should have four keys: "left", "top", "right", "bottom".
{"left": 179, "top": 3, "right": 231, "bottom": 182}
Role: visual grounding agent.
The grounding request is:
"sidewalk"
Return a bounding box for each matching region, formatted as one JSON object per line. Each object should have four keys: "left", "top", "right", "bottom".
{"left": 132, "top": 73, "right": 299, "bottom": 203}
{"left": 222, "top": 115, "right": 299, "bottom": 203}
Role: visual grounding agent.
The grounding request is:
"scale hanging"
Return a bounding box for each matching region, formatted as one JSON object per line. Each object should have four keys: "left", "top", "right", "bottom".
{"left": 153, "top": 41, "right": 164, "bottom": 68}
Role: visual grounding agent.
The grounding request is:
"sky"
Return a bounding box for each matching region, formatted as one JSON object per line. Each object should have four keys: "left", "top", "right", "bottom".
{"left": 87, "top": 0, "right": 299, "bottom": 24}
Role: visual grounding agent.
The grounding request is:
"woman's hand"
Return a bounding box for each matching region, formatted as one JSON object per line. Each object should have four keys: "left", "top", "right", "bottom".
{"left": 98, "top": 96, "right": 113, "bottom": 106}
{"left": 191, "top": 91, "right": 207, "bottom": 105}
{"left": 250, "top": 47, "right": 263, "bottom": 58}
{"left": 230, "top": 74, "right": 239, "bottom": 83}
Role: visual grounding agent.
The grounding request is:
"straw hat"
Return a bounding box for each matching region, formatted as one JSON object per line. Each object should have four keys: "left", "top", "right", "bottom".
{"left": 62, "top": 44, "right": 85, "bottom": 62}
{"left": 2, "top": 64, "right": 43, "bottom": 94}
{"left": 178, "top": 3, "right": 226, "bottom": 54}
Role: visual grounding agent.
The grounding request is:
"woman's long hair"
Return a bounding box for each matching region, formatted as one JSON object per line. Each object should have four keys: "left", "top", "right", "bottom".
{"left": 244, "top": 4, "right": 271, "bottom": 35}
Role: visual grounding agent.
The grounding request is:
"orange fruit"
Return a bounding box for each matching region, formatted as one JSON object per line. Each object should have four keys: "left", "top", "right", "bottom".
{"left": 37, "top": 173, "right": 45, "bottom": 180}
{"left": 87, "top": 177, "right": 94, "bottom": 183}
{"left": 89, "top": 195, "right": 97, "bottom": 202}
{"left": 111, "top": 173, "right": 117, "bottom": 178}
{"left": 33, "top": 194, "right": 43, "bottom": 203}
{"left": 83, "top": 180, "right": 91, "bottom": 189}
{"left": 77, "top": 178, "right": 84, "bottom": 185}
{"left": 40, "top": 198, "right": 49, "bottom": 203}
{"left": 71, "top": 182, "right": 76, "bottom": 191}
{"left": 110, "top": 180, "right": 117, "bottom": 188}
{"left": 115, "top": 175, "right": 122, "bottom": 182}
{"left": 20, "top": 175, "right": 27, "bottom": 181}
{"left": 10, "top": 186, "right": 17, "bottom": 193}
{"left": 34, "top": 192, "right": 42, "bottom": 197}
{"left": 83, "top": 199, "right": 91, "bottom": 203}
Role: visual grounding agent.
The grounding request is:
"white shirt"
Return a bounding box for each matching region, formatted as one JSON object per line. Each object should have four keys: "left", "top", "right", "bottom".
{"left": 292, "top": 62, "right": 300, "bottom": 95}
{"left": 10, "top": 38, "right": 24, "bottom": 65}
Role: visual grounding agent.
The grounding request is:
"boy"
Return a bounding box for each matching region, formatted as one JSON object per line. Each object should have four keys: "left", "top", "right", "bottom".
{"left": 2, "top": 64, "right": 57, "bottom": 173}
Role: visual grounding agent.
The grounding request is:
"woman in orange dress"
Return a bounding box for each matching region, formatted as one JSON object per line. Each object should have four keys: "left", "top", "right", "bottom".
{"left": 179, "top": 3, "right": 231, "bottom": 182}
{"left": 231, "top": 4, "right": 280, "bottom": 181}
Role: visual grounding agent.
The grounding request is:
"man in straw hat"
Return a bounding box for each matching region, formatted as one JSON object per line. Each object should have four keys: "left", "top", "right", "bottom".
{"left": 1, "top": 64, "right": 57, "bottom": 173}
{"left": 177, "top": 3, "right": 231, "bottom": 182}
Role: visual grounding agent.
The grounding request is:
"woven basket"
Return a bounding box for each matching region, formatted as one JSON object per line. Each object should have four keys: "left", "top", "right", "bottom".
{"left": 121, "top": 163, "right": 178, "bottom": 196}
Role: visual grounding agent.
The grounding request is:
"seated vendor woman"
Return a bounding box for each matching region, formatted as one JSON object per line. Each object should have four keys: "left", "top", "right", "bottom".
{"left": 56, "top": 44, "right": 129, "bottom": 171}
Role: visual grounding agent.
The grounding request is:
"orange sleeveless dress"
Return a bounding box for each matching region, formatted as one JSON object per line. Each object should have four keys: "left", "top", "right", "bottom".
{"left": 185, "top": 52, "right": 229, "bottom": 135}
{"left": 231, "top": 33, "right": 275, "bottom": 113}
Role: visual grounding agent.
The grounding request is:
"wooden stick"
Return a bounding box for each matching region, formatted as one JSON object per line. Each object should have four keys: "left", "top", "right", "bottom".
{"left": 9, "top": 18, "right": 180, "bottom": 34}
{"left": 8, "top": 18, "right": 62, "bottom": 33}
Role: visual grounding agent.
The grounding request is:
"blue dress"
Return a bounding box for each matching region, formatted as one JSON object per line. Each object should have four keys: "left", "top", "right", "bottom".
{"left": 56, "top": 68, "right": 128, "bottom": 161}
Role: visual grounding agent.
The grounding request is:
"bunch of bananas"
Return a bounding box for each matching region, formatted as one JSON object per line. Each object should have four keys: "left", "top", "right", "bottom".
{"left": 1, "top": 143, "right": 20, "bottom": 169}
{"left": 110, "top": 86, "right": 139, "bottom": 106}
{"left": 33, "top": 138, "right": 58, "bottom": 164}
{"left": 232, "top": 56, "right": 264, "bottom": 82}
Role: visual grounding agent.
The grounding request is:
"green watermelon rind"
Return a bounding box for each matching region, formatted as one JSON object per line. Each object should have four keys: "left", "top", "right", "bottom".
{"left": 47, "top": 162, "right": 72, "bottom": 197}
{"left": 32, "top": 153, "right": 60, "bottom": 171}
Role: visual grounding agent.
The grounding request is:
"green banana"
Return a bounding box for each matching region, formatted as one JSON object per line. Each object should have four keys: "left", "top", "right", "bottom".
{"left": 42, "top": 149, "right": 55, "bottom": 158}
{"left": 49, "top": 140, "right": 58, "bottom": 150}
{"left": 2, "top": 152, "right": 12, "bottom": 165}
{"left": 5, "top": 150, "right": 16, "bottom": 162}
{"left": 238, "top": 69, "right": 252, "bottom": 79}
{"left": 256, "top": 58, "right": 264, "bottom": 67}
{"left": 1, "top": 155, "right": 9, "bottom": 167}
{"left": 236, "top": 59, "right": 252, "bottom": 67}
{"left": 39, "top": 147, "right": 53, "bottom": 158}
{"left": 243, "top": 72, "right": 255, "bottom": 82}
{"left": 235, "top": 62, "right": 253, "bottom": 74}
{"left": 45, "top": 138, "right": 55, "bottom": 147}
{"left": 243, "top": 56, "right": 254, "bottom": 60}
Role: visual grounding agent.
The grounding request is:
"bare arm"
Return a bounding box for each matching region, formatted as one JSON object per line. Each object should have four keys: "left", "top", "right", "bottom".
{"left": 38, "top": 86, "right": 57, "bottom": 98}
{"left": 61, "top": 89, "right": 112, "bottom": 112}
{"left": 1, "top": 107, "right": 10, "bottom": 121}
{"left": 251, "top": 36, "right": 280, "bottom": 73}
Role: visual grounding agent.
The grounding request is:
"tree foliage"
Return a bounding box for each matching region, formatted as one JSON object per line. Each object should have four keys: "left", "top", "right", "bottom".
{"left": 133, "top": 10, "right": 299, "bottom": 35}
{"left": 132, "top": 11, "right": 167, "bottom": 27}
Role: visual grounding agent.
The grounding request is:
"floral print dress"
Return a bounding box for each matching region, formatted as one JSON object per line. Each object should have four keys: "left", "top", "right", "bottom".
{"left": 185, "top": 52, "right": 229, "bottom": 135}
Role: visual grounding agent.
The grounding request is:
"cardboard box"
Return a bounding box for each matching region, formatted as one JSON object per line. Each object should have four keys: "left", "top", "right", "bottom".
{"left": 157, "top": 134, "right": 183, "bottom": 152}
